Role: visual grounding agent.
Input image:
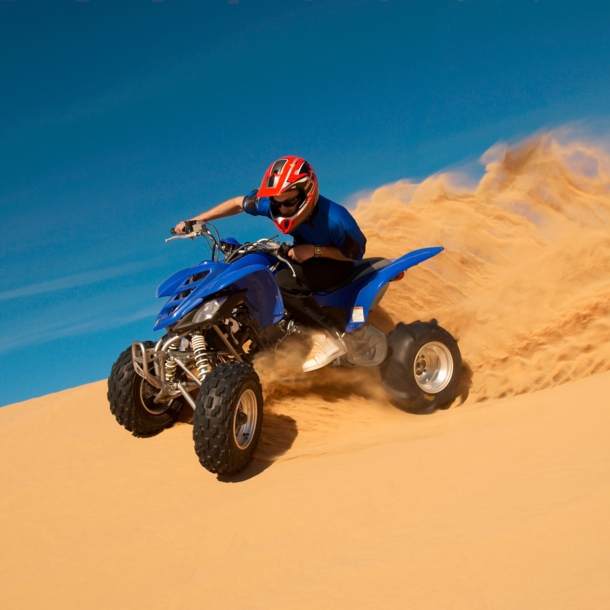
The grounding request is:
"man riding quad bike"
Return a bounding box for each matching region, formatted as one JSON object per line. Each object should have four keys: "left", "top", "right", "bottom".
{"left": 107, "top": 157, "right": 462, "bottom": 475}
{"left": 174, "top": 156, "right": 367, "bottom": 373}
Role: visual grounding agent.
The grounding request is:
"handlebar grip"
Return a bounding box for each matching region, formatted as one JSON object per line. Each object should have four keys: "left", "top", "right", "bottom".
{"left": 170, "top": 220, "right": 195, "bottom": 236}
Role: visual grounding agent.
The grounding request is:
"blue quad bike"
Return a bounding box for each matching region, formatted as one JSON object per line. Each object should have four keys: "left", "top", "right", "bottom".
{"left": 108, "top": 221, "right": 462, "bottom": 474}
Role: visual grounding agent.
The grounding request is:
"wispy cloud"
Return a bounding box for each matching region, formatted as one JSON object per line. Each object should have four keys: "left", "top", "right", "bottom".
{"left": 0, "top": 257, "right": 167, "bottom": 301}
{"left": 0, "top": 299, "right": 160, "bottom": 355}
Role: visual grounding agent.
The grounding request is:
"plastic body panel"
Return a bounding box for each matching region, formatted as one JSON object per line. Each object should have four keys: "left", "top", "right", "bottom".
{"left": 157, "top": 261, "right": 223, "bottom": 299}
{"left": 314, "top": 247, "right": 443, "bottom": 332}
{"left": 154, "top": 252, "right": 284, "bottom": 331}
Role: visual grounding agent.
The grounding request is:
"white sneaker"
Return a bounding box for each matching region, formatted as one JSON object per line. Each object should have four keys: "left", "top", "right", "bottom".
{"left": 302, "top": 332, "right": 348, "bottom": 372}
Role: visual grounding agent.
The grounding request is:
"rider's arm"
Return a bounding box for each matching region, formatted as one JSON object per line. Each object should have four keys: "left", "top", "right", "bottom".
{"left": 288, "top": 244, "right": 355, "bottom": 263}
{"left": 174, "top": 196, "right": 244, "bottom": 233}
{"left": 318, "top": 245, "right": 354, "bottom": 261}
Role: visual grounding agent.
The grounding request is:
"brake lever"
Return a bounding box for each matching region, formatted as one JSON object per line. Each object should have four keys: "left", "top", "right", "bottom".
{"left": 261, "top": 241, "right": 297, "bottom": 277}
{"left": 275, "top": 252, "right": 297, "bottom": 278}
{"left": 166, "top": 232, "right": 197, "bottom": 243}
{"left": 167, "top": 220, "right": 208, "bottom": 243}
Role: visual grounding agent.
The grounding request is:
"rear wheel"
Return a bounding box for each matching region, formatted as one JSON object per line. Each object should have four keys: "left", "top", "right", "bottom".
{"left": 107, "top": 342, "right": 181, "bottom": 437}
{"left": 380, "top": 321, "right": 462, "bottom": 413}
{"left": 193, "top": 361, "right": 263, "bottom": 475}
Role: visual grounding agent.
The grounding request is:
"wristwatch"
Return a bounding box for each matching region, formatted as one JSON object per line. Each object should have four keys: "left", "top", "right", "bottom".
{"left": 314, "top": 245, "right": 323, "bottom": 258}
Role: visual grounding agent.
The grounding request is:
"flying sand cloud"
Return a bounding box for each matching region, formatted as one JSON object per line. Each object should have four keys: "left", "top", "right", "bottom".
{"left": 350, "top": 130, "right": 610, "bottom": 403}
{"left": 243, "top": 129, "right": 610, "bottom": 465}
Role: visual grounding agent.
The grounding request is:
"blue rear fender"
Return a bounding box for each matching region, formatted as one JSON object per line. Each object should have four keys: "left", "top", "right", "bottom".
{"left": 317, "top": 247, "right": 443, "bottom": 333}
{"left": 154, "top": 252, "right": 284, "bottom": 331}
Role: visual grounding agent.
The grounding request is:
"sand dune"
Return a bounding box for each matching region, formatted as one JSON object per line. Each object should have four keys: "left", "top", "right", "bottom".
{"left": 1, "top": 372, "right": 609, "bottom": 609}
{"left": 2, "top": 132, "right": 610, "bottom": 607}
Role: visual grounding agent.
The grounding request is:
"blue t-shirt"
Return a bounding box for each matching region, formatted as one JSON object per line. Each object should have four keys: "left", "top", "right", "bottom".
{"left": 242, "top": 193, "right": 367, "bottom": 261}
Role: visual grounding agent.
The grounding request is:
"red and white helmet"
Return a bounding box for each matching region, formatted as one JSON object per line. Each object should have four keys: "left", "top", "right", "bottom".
{"left": 258, "top": 156, "right": 319, "bottom": 234}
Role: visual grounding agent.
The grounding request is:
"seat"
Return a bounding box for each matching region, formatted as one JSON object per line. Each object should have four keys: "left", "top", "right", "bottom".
{"left": 320, "top": 257, "right": 391, "bottom": 293}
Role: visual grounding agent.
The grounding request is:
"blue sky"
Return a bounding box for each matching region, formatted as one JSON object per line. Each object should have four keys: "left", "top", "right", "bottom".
{"left": 1, "top": 0, "right": 609, "bottom": 406}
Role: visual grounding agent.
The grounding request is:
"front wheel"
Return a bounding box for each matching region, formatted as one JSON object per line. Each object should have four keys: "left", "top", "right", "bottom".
{"left": 193, "top": 362, "right": 263, "bottom": 475}
{"left": 380, "top": 321, "right": 462, "bottom": 413}
{"left": 107, "top": 342, "right": 181, "bottom": 437}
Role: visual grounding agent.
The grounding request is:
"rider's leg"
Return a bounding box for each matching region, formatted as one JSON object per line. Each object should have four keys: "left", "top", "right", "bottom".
{"left": 275, "top": 259, "right": 354, "bottom": 371}
{"left": 280, "top": 292, "right": 343, "bottom": 338}
{"left": 282, "top": 293, "right": 348, "bottom": 371}
{"left": 275, "top": 258, "right": 353, "bottom": 337}
{"left": 294, "top": 258, "right": 355, "bottom": 293}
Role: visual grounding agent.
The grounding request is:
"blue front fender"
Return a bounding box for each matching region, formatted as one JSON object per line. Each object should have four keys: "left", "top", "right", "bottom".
{"left": 203, "top": 263, "right": 285, "bottom": 327}
{"left": 156, "top": 260, "right": 227, "bottom": 298}
{"left": 154, "top": 254, "right": 284, "bottom": 331}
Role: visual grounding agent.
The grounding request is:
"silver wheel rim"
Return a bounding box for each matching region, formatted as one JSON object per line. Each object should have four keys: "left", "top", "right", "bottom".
{"left": 413, "top": 341, "right": 454, "bottom": 393}
{"left": 233, "top": 388, "right": 258, "bottom": 450}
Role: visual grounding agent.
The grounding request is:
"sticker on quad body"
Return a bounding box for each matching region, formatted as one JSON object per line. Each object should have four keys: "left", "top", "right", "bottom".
{"left": 351, "top": 306, "right": 365, "bottom": 323}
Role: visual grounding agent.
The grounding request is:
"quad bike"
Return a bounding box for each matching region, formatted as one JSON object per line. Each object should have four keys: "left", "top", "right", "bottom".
{"left": 107, "top": 221, "right": 462, "bottom": 474}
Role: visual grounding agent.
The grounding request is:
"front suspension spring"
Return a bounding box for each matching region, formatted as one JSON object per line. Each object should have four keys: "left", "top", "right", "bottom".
{"left": 165, "top": 342, "right": 179, "bottom": 382}
{"left": 191, "top": 333, "right": 212, "bottom": 380}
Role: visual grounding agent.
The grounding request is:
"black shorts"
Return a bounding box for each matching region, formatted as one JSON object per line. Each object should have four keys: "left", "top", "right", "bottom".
{"left": 275, "top": 258, "right": 354, "bottom": 297}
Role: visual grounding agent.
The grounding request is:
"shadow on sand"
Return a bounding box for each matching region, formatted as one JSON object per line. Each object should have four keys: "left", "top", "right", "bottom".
{"left": 176, "top": 405, "right": 298, "bottom": 482}
{"left": 218, "top": 410, "right": 298, "bottom": 482}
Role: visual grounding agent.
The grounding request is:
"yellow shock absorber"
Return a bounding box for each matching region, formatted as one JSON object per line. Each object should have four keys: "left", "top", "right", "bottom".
{"left": 191, "top": 333, "right": 212, "bottom": 380}
{"left": 165, "top": 342, "right": 178, "bottom": 382}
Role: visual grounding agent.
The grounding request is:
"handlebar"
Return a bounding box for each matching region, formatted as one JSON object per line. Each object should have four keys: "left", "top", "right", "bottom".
{"left": 169, "top": 219, "right": 196, "bottom": 237}
{"left": 166, "top": 221, "right": 298, "bottom": 276}
{"left": 167, "top": 220, "right": 206, "bottom": 241}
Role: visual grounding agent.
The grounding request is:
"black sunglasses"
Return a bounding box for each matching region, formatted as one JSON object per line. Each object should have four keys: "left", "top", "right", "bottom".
{"left": 270, "top": 192, "right": 303, "bottom": 210}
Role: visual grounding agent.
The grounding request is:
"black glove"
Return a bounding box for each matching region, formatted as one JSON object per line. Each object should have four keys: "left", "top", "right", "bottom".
{"left": 242, "top": 189, "right": 259, "bottom": 213}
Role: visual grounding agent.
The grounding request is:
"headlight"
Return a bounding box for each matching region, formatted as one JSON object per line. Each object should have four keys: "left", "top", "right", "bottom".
{"left": 192, "top": 297, "right": 228, "bottom": 323}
